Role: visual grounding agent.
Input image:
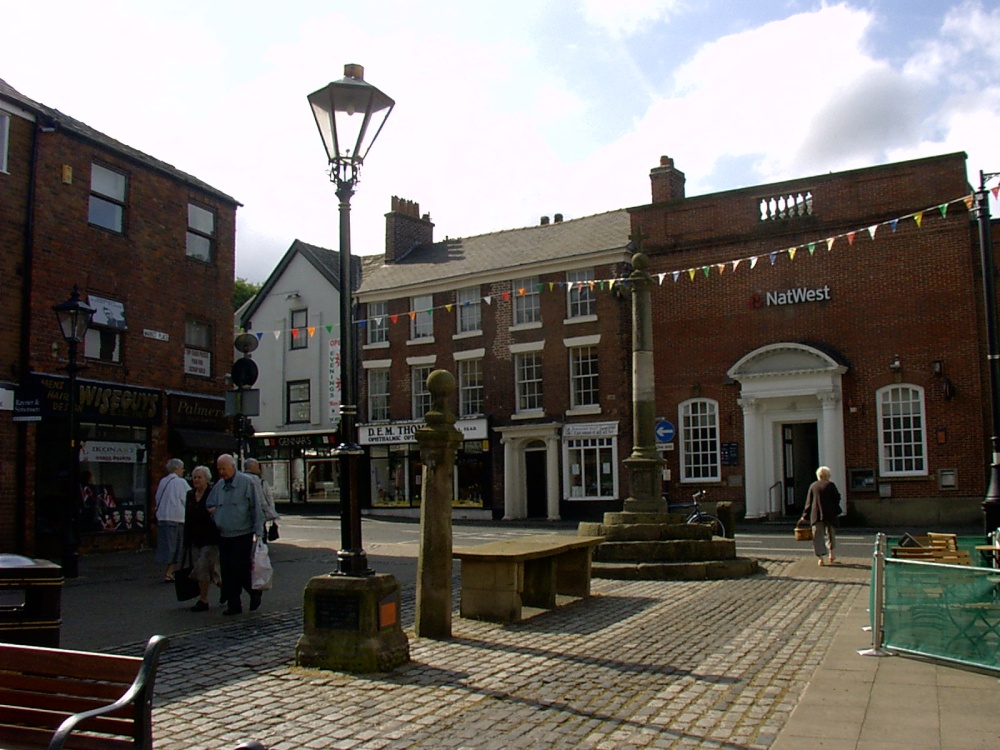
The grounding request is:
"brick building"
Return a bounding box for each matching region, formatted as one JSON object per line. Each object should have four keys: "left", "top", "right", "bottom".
{"left": 630, "top": 152, "right": 996, "bottom": 526}
{"left": 0, "top": 79, "right": 239, "bottom": 562}
{"left": 357, "top": 198, "right": 634, "bottom": 520}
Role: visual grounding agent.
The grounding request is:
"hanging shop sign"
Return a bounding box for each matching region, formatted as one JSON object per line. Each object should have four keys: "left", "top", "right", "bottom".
{"left": 13, "top": 373, "right": 162, "bottom": 425}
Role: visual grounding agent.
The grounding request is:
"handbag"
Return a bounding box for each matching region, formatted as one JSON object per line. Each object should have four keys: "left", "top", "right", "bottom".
{"left": 794, "top": 520, "right": 813, "bottom": 542}
{"left": 174, "top": 550, "right": 200, "bottom": 601}
{"left": 251, "top": 538, "right": 273, "bottom": 591}
{"left": 267, "top": 520, "right": 280, "bottom": 542}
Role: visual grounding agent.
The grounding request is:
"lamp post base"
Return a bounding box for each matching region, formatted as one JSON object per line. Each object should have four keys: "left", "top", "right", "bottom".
{"left": 982, "top": 463, "right": 1000, "bottom": 540}
{"left": 296, "top": 573, "right": 409, "bottom": 673}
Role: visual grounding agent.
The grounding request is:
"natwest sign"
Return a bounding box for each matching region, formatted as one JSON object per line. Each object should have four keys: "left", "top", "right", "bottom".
{"left": 751, "top": 285, "right": 831, "bottom": 308}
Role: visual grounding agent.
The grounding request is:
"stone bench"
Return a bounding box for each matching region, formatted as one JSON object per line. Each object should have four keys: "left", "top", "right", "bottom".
{"left": 452, "top": 534, "right": 605, "bottom": 623}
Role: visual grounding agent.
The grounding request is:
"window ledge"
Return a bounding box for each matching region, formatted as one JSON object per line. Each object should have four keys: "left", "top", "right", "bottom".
{"left": 510, "top": 322, "right": 543, "bottom": 333}
{"left": 566, "top": 406, "right": 602, "bottom": 417}
{"left": 512, "top": 410, "right": 545, "bottom": 421}
{"left": 564, "top": 314, "right": 598, "bottom": 326}
{"left": 453, "top": 330, "right": 483, "bottom": 341}
{"left": 407, "top": 336, "right": 436, "bottom": 346}
{"left": 363, "top": 341, "right": 390, "bottom": 350}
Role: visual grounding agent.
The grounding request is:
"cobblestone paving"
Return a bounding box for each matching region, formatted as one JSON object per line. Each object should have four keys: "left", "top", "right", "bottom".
{"left": 145, "top": 557, "right": 864, "bottom": 749}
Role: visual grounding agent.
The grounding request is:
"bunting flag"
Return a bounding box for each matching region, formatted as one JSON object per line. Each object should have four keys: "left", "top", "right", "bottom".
{"left": 242, "top": 188, "right": 991, "bottom": 342}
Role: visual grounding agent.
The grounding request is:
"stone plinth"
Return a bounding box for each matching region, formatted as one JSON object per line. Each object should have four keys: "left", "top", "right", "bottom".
{"left": 296, "top": 573, "right": 410, "bottom": 673}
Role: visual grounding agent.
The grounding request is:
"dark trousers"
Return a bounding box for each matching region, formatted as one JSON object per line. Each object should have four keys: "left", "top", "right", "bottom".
{"left": 218, "top": 533, "right": 254, "bottom": 609}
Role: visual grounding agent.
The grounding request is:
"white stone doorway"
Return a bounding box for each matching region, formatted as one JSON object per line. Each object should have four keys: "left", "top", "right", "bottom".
{"left": 728, "top": 343, "right": 847, "bottom": 519}
{"left": 496, "top": 423, "right": 562, "bottom": 520}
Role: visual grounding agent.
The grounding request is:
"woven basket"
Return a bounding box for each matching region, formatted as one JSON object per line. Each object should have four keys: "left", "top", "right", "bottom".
{"left": 794, "top": 525, "right": 813, "bottom": 542}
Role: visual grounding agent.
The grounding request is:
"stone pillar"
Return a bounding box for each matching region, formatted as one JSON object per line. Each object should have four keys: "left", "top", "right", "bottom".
{"left": 738, "top": 397, "right": 767, "bottom": 518}
{"left": 818, "top": 390, "right": 846, "bottom": 498}
{"left": 502, "top": 437, "right": 518, "bottom": 519}
{"left": 623, "top": 246, "right": 666, "bottom": 513}
{"left": 414, "top": 369, "right": 463, "bottom": 639}
{"left": 546, "top": 435, "right": 561, "bottom": 520}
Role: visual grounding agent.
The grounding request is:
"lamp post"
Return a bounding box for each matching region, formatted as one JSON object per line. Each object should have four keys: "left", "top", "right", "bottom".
{"left": 53, "top": 285, "right": 95, "bottom": 578}
{"left": 976, "top": 170, "right": 1000, "bottom": 537}
{"left": 308, "top": 64, "right": 394, "bottom": 576}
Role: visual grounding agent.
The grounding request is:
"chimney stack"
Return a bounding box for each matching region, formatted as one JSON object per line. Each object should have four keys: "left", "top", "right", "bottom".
{"left": 650, "top": 155, "right": 686, "bottom": 203}
{"left": 385, "top": 196, "right": 434, "bottom": 263}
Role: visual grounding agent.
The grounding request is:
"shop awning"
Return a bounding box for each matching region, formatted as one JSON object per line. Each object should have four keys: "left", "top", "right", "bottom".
{"left": 170, "top": 428, "right": 238, "bottom": 452}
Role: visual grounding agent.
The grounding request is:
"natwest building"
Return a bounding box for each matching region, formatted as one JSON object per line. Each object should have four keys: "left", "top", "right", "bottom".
{"left": 357, "top": 198, "right": 633, "bottom": 520}
{"left": 630, "top": 152, "right": 994, "bottom": 526}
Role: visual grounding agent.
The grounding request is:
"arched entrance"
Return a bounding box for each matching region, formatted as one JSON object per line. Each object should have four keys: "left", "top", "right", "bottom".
{"left": 496, "top": 423, "right": 561, "bottom": 520}
{"left": 728, "top": 343, "right": 847, "bottom": 519}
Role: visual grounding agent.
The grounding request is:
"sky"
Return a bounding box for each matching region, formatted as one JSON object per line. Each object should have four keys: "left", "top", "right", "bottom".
{"left": 4, "top": 0, "right": 1000, "bottom": 283}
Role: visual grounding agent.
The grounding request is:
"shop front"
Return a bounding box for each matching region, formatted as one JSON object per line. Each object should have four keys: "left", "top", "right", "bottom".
{"left": 15, "top": 373, "right": 161, "bottom": 554}
{"left": 359, "top": 418, "right": 491, "bottom": 518}
{"left": 166, "top": 392, "right": 236, "bottom": 474}
{"left": 251, "top": 430, "right": 341, "bottom": 504}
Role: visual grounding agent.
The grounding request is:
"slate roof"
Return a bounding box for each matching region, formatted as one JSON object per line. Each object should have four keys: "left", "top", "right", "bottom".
{"left": 0, "top": 77, "right": 239, "bottom": 206}
{"left": 358, "top": 209, "right": 631, "bottom": 295}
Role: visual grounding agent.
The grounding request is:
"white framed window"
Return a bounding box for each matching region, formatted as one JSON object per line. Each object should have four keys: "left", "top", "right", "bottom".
{"left": 877, "top": 384, "right": 927, "bottom": 477}
{"left": 457, "top": 286, "right": 481, "bottom": 334}
{"left": 186, "top": 203, "right": 215, "bottom": 262}
{"left": 411, "top": 365, "right": 433, "bottom": 418}
{"left": 287, "top": 380, "right": 310, "bottom": 424}
{"left": 367, "top": 300, "right": 388, "bottom": 345}
{"left": 680, "top": 398, "right": 720, "bottom": 482}
{"left": 513, "top": 276, "right": 541, "bottom": 326}
{"left": 183, "top": 319, "right": 212, "bottom": 377}
{"left": 368, "top": 368, "right": 390, "bottom": 422}
{"left": 570, "top": 346, "right": 599, "bottom": 408}
{"left": 0, "top": 112, "right": 9, "bottom": 173}
{"left": 410, "top": 294, "right": 434, "bottom": 340}
{"left": 290, "top": 308, "right": 308, "bottom": 350}
{"left": 89, "top": 163, "right": 127, "bottom": 233}
{"left": 515, "top": 352, "right": 543, "bottom": 412}
{"left": 458, "top": 358, "right": 483, "bottom": 417}
{"left": 565, "top": 437, "right": 617, "bottom": 499}
{"left": 566, "top": 268, "right": 595, "bottom": 319}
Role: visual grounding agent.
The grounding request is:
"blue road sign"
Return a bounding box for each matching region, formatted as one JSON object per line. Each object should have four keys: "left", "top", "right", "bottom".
{"left": 655, "top": 420, "right": 675, "bottom": 443}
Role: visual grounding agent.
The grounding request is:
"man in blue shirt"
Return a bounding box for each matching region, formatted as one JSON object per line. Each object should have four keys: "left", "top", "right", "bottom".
{"left": 206, "top": 454, "right": 265, "bottom": 615}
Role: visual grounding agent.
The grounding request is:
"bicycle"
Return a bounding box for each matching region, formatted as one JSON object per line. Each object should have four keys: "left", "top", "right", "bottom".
{"left": 667, "top": 490, "right": 726, "bottom": 538}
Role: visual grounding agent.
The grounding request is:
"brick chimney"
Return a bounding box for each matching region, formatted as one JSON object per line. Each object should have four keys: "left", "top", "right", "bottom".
{"left": 385, "top": 196, "right": 434, "bottom": 263}
{"left": 650, "top": 155, "right": 686, "bottom": 203}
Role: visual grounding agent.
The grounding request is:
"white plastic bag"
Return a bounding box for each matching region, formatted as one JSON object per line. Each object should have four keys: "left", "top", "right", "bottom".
{"left": 251, "top": 538, "right": 273, "bottom": 590}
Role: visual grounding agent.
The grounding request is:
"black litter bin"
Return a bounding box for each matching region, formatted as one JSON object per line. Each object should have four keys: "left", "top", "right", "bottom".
{"left": 0, "top": 554, "right": 63, "bottom": 647}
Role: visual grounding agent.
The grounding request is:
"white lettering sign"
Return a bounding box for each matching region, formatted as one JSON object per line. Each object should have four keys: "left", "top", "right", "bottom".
{"left": 80, "top": 441, "right": 138, "bottom": 464}
{"left": 359, "top": 418, "right": 488, "bottom": 445}
{"left": 765, "top": 285, "right": 831, "bottom": 307}
{"left": 562, "top": 421, "right": 618, "bottom": 438}
{"left": 184, "top": 348, "right": 211, "bottom": 377}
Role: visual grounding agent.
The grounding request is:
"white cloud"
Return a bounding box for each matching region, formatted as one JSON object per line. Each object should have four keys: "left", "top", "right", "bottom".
{"left": 581, "top": 0, "right": 686, "bottom": 39}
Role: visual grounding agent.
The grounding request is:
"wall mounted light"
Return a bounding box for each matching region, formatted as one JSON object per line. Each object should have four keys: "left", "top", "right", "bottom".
{"left": 889, "top": 354, "right": 902, "bottom": 371}
{"left": 933, "top": 359, "right": 944, "bottom": 376}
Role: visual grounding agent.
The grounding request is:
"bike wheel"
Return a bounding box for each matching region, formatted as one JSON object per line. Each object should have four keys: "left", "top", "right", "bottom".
{"left": 691, "top": 513, "right": 725, "bottom": 538}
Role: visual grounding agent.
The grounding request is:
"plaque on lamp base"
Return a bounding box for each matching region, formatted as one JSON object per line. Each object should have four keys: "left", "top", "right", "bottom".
{"left": 296, "top": 572, "right": 410, "bottom": 673}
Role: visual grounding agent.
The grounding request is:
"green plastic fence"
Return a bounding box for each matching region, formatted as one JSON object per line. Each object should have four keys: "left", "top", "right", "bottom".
{"left": 882, "top": 558, "right": 1000, "bottom": 671}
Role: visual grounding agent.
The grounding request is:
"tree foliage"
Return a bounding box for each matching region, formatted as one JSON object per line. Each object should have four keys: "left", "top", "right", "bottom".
{"left": 233, "top": 277, "right": 262, "bottom": 311}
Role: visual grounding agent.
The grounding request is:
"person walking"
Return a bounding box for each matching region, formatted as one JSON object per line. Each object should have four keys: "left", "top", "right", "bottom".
{"left": 801, "top": 465, "right": 842, "bottom": 566}
{"left": 153, "top": 458, "right": 190, "bottom": 582}
{"left": 206, "top": 454, "right": 264, "bottom": 615}
{"left": 184, "top": 465, "right": 222, "bottom": 612}
{"left": 244, "top": 458, "right": 279, "bottom": 533}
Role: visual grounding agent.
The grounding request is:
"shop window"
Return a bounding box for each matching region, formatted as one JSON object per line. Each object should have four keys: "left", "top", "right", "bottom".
{"left": 368, "top": 368, "right": 390, "bottom": 421}
{"left": 89, "top": 163, "right": 127, "bottom": 233}
{"left": 0, "top": 112, "right": 9, "bottom": 173}
{"left": 566, "top": 268, "right": 595, "bottom": 319}
{"left": 565, "top": 436, "right": 617, "bottom": 499}
{"left": 877, "top": 384, "right": 927, "bottom": 476}
{"left": 458, "top": 358, "right": 483, "bottom": 417}
{"left": 186, "top": 203, "right": 215, "bottom": 262}
{"left": 456, "top": 286, "right": 482, "bottom": 334}
{"left": 367, "top": 300, "right": 388, "bottom": 344}
{"left": 513, "top": 276, "right": 541, "bottom": 326}
{"left": 515, "top": 352, "right": 543, "bottom": 413}
{"left": 570, "top": 346, "right": 599, "bottom": 408}
{"left": 412, "top": 365, "right": 433, "bottom": 418}
{"left": 84, "top": 295, "right": 127, "bottom": 364}
{"left": 290, "top": 308, "right": 308, "bottom": 350}
{"left": 680, "top": 398, "right": 720, "bottom": 482}
{"left": 183, "top": 319, "right": 212, "bottom": 377}
{"left": 287, "top": 380, "right": 310, "bottom": 424}
{"left": 410, "top": 294, "right": 434, "bottom": 340}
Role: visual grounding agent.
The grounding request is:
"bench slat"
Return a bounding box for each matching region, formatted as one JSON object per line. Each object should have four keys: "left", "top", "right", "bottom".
{"left": 0, "top": 687, "right": 132, "bottom": 718}
{"left": 0, "top": 674, "right": 131, "bottom": 703}
{"left": 0, "top": 706, "right": 132, "bottom": 735}
{"left": 0, "top": 645, "right": 140, "bottom": 685}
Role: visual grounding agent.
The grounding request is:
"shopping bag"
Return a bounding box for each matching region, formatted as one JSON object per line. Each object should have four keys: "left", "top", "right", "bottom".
{"left": 267, "top": 521, "right": 280, "bottom": 541}
{"left": 251, "top": 538, "right": 273, "bottom": 590}
{"left": 794, "top": 521, "right": 813, "bottom": 542}
{"left": 174, "top": 566, "right": 200, "bottom": 601}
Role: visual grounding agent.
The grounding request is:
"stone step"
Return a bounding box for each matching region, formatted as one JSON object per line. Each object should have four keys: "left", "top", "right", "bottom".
{"left": 593, "top": 538, "right": 736, "bottom": 563}
{"left": 579, "top": 521, "right": 712, "bottom": 542}
{"left": 592, "top": 557, "right": 760, "bottom": 581}
{"left": 601, "top": 511, "right": 688, "bottom": 526}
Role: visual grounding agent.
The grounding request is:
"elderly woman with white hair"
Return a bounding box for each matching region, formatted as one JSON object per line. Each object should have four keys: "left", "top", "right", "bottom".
{"left": 153, "top": 458, "right": 191, "bottom": 581}
{"left": 800, "top": 465, "right": 842, "bottom": 566}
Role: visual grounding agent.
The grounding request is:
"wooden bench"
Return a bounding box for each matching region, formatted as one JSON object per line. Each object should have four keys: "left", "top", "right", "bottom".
{"left": 0, "top": 634, "right": 168, "bottom": 750}
{"left": 891, "top": 547, "right": 972, "bottom": 565}
{"left": 452, "top": 534, "right": 604, "bottom": 623}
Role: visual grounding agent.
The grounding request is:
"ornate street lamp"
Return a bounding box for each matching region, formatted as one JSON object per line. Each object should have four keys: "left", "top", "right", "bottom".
{"left": 975, "top": 170, "right": 1000, "bottom": 537}
{"left": 308, "top": 65, "right": 394, "bottom": 576}
{"left": 53, "top": 285, "right": 95, "bottom": 578}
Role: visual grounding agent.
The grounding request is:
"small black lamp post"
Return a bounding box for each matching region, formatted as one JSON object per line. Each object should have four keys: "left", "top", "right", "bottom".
{"left": 308, "top": 64, "right": 394, "bottom": 576}
{"left": 976, "top": 171, "right": 1000, "bottom": 538}
{"left": 53, "top": 285, "right": 95, "bottom": 578}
